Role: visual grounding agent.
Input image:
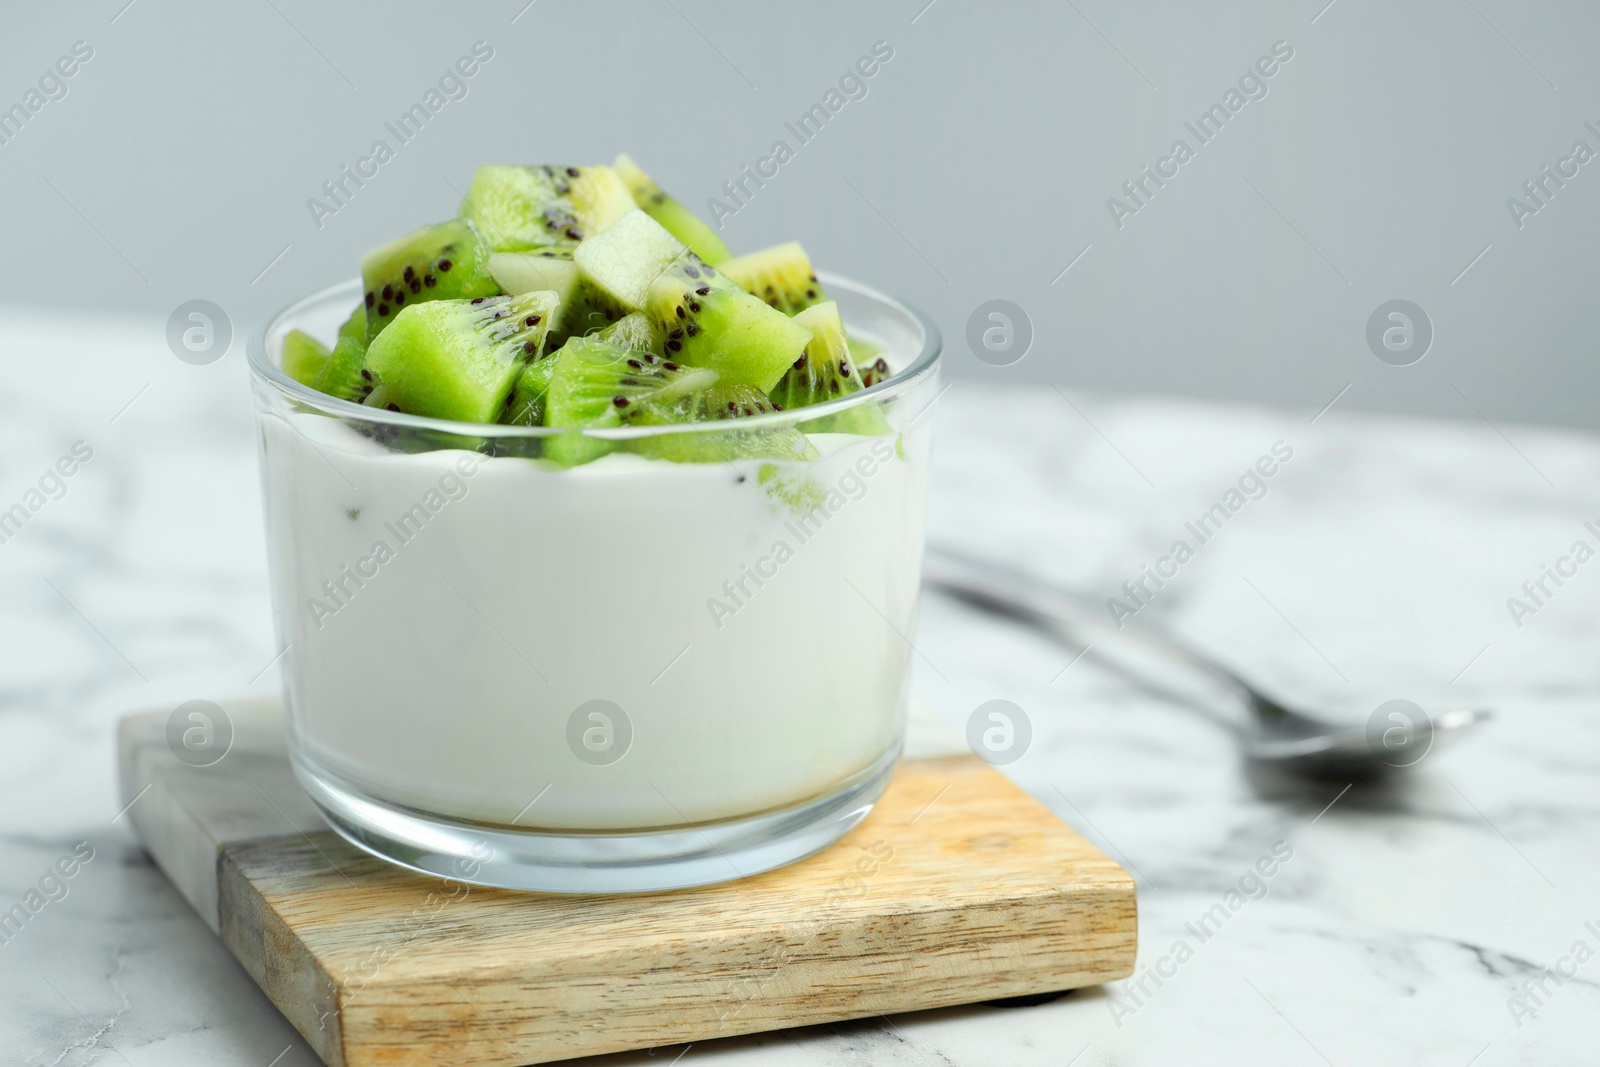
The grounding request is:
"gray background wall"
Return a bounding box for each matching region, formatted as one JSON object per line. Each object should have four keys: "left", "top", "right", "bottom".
{"left": 1, "top": 0, "right": 1596, "bottom": 427}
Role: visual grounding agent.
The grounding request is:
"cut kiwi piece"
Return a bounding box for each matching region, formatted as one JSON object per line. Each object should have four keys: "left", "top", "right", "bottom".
{"left": 595, "top": 312, "right": 662, "bottom": 356}
{"left": 361, "top": 219, "right": 500, "bottom": 343}
{"left": 365, "top": 292, "right": 559, "bottom": 423}
{"left": 629, "top": 384, "right": 817, "bottom": 464}
{"left": 771, "top": 302, "right": 864, "bottom": 405}
{"left": 646, "top": 261, "right": 810, "bottom": 393}
{"left": 857, "top": 354, "right": 891, "bottom": 388}
{"left": 850, "top": 331, "right": 891, "bottom": 387}
{"left": 501, "top": 355, "right": 558, "bottom": 427}
{"left": 773, "top": 301, "right": 892, "bottom": 436}
{"left": 612, "top": 153, "right": 731, "bottom": 265}
{"left": 574, "top": 210, "right": 694, "bottom": 313}
{"left": 459, "top": 165, "right": 634, "bottom": 252}
{"left": 488, "top": 248, "right": 574, "bottom": 295}
{"left": 313, "top": 335, "right": 374, "bottom": 404}
{"left": 362, "top": 383, "right": 396, "bottom": 411}
{"left": 718, "top": 242, "right": 828, "bottom": 316}
{"left": 543, "top": 336, "right": 717, "bottom": 466}
{"left": 282, "top": 329, "right": 331, "bottom": 386}
{"left": 338, "top": 304, "right": 366, "bottom": 345}
{"left": 488, "top": 248, "right": 624, "bottom": 346}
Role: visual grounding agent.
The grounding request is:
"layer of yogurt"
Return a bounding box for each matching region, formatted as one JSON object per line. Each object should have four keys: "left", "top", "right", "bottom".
{"left": 260, "top": 411, "right": 930, "bottom": 830}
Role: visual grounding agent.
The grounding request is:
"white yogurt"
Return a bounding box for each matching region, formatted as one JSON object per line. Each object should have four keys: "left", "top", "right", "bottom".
{"left": 259, "top": 414, "right": 930, "bottom": 830}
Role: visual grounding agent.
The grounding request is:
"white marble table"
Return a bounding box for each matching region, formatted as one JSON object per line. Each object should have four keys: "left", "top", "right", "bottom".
{"left": 2, "top": 309, "right": 1596, "bottom": 1065}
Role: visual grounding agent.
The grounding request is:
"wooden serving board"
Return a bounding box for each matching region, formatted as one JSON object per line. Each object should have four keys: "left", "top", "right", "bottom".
{"left": 118, "top": 699, "right": 1136, "bottom": 1066}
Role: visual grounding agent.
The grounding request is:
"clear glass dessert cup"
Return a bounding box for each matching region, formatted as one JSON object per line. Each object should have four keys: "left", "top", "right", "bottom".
{"left": 247, "top": 273, "right": 941, "bottom": 893}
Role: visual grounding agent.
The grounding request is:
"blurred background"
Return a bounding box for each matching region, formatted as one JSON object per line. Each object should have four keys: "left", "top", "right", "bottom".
{"left": 6, "top": 5, "right": 1600, "bottom": 1063}
{"left": 1, "top": 0, "right": 1594, "bottom": 425}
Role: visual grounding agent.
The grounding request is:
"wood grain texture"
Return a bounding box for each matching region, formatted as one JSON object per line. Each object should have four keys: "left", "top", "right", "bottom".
{"left": 120, "top": 707, "right": 1136, "bottom": 1066}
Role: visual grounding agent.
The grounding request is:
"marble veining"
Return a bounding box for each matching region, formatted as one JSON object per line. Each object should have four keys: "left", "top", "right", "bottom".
{"left": 2, "top": 311, "right": 1598, "bottom": 1065}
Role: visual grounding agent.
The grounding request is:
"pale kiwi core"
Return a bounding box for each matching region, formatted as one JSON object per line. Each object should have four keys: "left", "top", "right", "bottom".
{"left": 261, "top": 414, "right": 930, "bottom": 829}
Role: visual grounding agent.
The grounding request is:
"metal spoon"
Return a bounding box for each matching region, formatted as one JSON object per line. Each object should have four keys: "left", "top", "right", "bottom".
{"left": 922, "top": 545, "right": 1493, "bottom": 776}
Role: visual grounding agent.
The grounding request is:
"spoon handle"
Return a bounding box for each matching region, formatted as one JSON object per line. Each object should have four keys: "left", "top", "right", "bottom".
{"left": 921, "top": 544, "right": 1254, "bottom": 703}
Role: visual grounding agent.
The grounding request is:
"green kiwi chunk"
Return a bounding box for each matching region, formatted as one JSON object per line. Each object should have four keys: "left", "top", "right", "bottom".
{"left": 646, "top": 260, "right": 810, "bottom": 393}
{"left": 338, "top": 304, "right": 366, "bottom": 344}
{"left": 282, "top": 329, "right": 331, "bottom": 386}
{"left": 773, "top": 301, "right": 891, "bottom": 436}
{"left": 595, "top": 312, "right": 662, "bottom": 356}
{"left": 313, "top": 335, "right": 374, "bottom": 403}
{"left": 361, "top": 219, "right": 500, "bottom": 343}
{"left": 629, "top": 385, "right": 817, "bottom": 464}
{"left": 488, "top": 248, "right": 624, "bottom": 347}
{"left": 851, "top": 333, "right": 891, "bottom": 386}
{"left": 362, "top": 383, "right": 395, "bottom": 411}
{"left": 771, "top": 302, "right": 863, "bottom": 405}
{"left": 365, "top": 292, "right": 559, "bottom": 423}
{"left": 501, "top": 356, "right": 557, "bottom": 427}
{"left": 857, "top": 356, "right": 891, "bottom": 388}
{"left": 543, "top": 337, "right": 717, "bottom": 467}
{"left": 459, "top": 165, "right": 635, "bottom": 252}
{"left": 612, "top": 153, "right": 731, "bottom": 265}
{"left": 718, "top": 242, "right": 828, "bottom": 316}
{"left": 574, "top": 210, "right": 695, "bottom": 313}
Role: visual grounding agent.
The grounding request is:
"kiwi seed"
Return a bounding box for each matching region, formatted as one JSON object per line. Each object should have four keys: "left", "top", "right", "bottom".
{"left": 663, "top": 361, "right": 679, "bottom": 371}
{"left": 424, "top": 275, "right": 437, "bottom": 287}
{"left": 438, "top": 259, "right": 453, "bottom": 272}
{"left": 378, "top": 303, "right": 389, "bottom": 316}
{"left": 613, "top": 396, "right": 628, "bottom": 408}
{"left": 382, "top": 285, "right": 394, "bottom": 300}
{"left": 365, "top": 291, "right": 375, "bottom": 307}
{"left": 694, "top": 285, "right": 710, "bottom": 296}
{"left": 685, "top": 323, "right": 699, "bottom": 337}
